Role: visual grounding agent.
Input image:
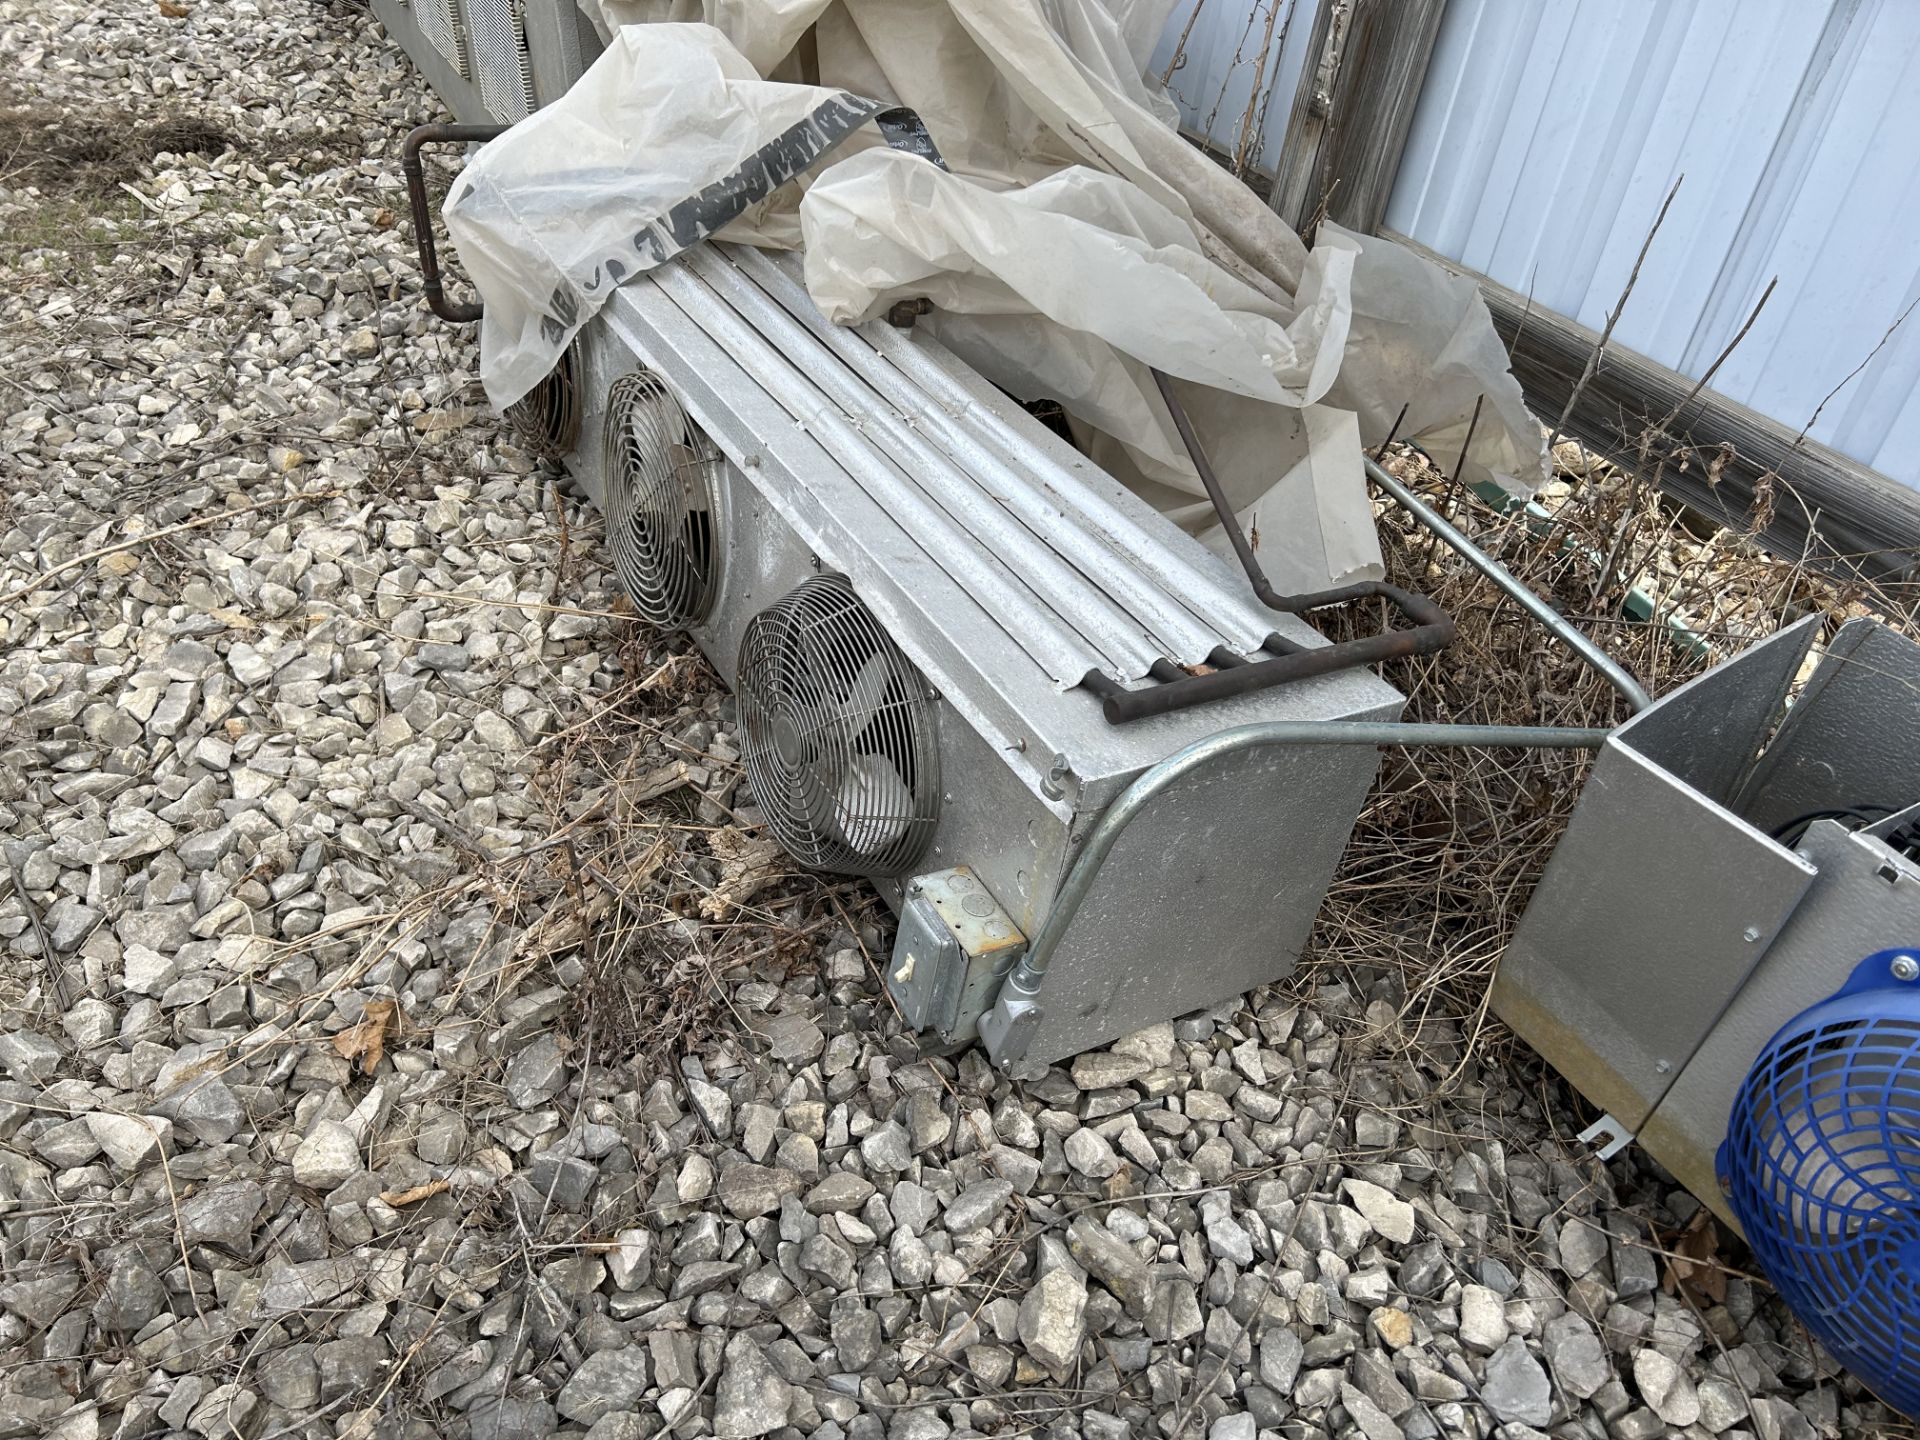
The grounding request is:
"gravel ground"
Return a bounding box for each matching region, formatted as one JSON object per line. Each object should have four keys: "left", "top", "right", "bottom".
{"left": 0, "top": 4, "right": 1901, "bottom": 1439}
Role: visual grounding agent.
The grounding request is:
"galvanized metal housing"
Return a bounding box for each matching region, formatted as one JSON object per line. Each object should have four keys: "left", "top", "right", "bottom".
{"left": 570, "top": 245, "right": 1402, "bottom": 1061}
{"left": 1495, "top": 616, "right": 1920, "bottom": 1224}
{"left": 373, "top": 0, "right": 1406, "bottom": 1063}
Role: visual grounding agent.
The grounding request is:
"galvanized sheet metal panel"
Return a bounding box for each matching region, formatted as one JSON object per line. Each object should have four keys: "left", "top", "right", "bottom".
{"left": 1611, "top": 613, "right": 1818, "bottom": 811}
{"left": 1021, "top": 732, "right": 1386, "bottom": 1062}
{"left": 1732, "top": 618, "right": 1920, "bottom": 835}
{"left": 1642, "top": 822, "right": 1920, "bottom": 1227}
{"left": 1492, "top": 741, "right": 1819, "bottom": 1132}
{"left": 1385, "top": 0, "right": 1920, "bottom": 485}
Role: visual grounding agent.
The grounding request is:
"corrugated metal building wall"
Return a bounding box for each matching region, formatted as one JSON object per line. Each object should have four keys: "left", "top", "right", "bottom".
{"left": 1149, "top": 0, "right": 1318, "bottom": 178}
{"left": 1156, "top": 0, "right": 1920, "bottom": 488}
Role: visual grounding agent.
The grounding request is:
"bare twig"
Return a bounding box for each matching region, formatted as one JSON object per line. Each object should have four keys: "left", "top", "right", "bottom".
{"left": 1651, "top": 275, "right": 1778, "bottom": 439}
{"left": 0, "top": 488, "right": 341, "bottom": 604}
{"left": 3, "top": 850, "right": 68, "bottom": 1010}
{"left": 1160, "top": 0, "right": 1209, "bottom": 85}
{"left": 1545, "top": 174, "right": 1683, "bottom": 456}
{"left": 1795, "top": 290, "right": 1920, "bottom": 445}
{"left": 1232, "top": 0, "right": 1293, "bottom": 177}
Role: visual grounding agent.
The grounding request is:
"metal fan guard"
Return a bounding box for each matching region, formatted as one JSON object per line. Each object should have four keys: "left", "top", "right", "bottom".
{"left": 1722, "top": 974, "right": 1920, "bottom": 1415}
{"left": 507, "top": 344, "right": 580, "bottom": 458}
{"left": 737, "top": 576, "right": 940, "bottom": 878}
{"left": 603, "top": 370, "right": 720, "bottom": 627}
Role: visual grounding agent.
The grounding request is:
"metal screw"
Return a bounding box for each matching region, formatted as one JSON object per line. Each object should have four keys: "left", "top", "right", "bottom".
{"left": 1894, "top": 955, "right": 1919, "bottom": 982}
{"left": 1655, "top": 1059, "right": 1672, "bottom": 1074}
{"left": 1742, "top": 926, "right": 1762, "bottom": 943}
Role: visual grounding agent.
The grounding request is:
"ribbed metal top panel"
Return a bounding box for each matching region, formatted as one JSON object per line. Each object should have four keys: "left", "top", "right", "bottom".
{"left": 599, "top": 244, "right": 1400, "bottom": 790}
{"left": 650, "top": 244, "right": 1283, "bottom": 689}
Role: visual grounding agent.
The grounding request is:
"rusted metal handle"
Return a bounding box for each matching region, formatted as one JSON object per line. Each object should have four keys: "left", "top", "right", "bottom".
{"left": 402, "top": 122, "right": 508, "bottom": 324}
{"left": 1085, "top": 371, "right": 1458, "bottom": 723}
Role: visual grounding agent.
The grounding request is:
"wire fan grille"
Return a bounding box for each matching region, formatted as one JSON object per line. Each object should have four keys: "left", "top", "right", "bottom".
{"left": 416, "top": 0, "right": 468, "bottom": 80}
{"left": 507, "top": 345, "right": 579, "bottom": 459}
{"left": 603, "top": 371, "right": 720, "bottom": 627}
{"left": 468, "top": 0, "right": 532, "bottom": 123}
{"left": 738, "top": 577, "right": 940, "bottom": 878}
{"left": 1723, "top": 985, "right": 1920, "bottom": 1413}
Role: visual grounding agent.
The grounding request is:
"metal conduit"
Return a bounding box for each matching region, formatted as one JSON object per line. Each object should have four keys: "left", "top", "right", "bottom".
{"left": 1366, "top": 458, "right": 1653, "bottom": 714}
{"left": 978, "top": 719, "right": 1614, "bottom": 1063}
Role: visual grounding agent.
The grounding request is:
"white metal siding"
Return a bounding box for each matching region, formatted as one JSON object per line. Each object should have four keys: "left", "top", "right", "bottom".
{"left": 1386, "top": 0, "right": 1920, "bottom": 486}
{"left": 1150, "top": 0, "right": 1322, "bottom": 176}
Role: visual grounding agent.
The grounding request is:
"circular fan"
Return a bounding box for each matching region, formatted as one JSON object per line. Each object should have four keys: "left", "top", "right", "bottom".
{"left": 506, "top": 344, "right": 580, "bottom": 458}
{"left": 737, "top": 576, "right": 940, "bottom": 878}
{"left": 603, "top": 370, "right": 720, "bottom": 627}
{"left": 1720, "top": 948, "right": 1920, "bottom": 1413}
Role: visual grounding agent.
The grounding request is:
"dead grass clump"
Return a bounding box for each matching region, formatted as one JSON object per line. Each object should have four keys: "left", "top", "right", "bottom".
{"left": 492, "top": 617, "right": 884, "bottom": 1079}
{"left": 1301, "top": 440, "right": 1916, "bottom": 1040}
{"left": 0, "top": 104, "right": 231, "bottom": 197}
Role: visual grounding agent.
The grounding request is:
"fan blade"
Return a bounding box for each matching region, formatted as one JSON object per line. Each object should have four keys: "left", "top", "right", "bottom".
{"left": 839, "top": 647, "right": 892, "bottom": 721}
{"left": 630, "top": 401, "right": 684, "bottom": 502}
{"left": 797, "top": 770, "right": 838, "bottom": 857}
{"left": 832, "top": 753, "right": 913, "bottom": 857}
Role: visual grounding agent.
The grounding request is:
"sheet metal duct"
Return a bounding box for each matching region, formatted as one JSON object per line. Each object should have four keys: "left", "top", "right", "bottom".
{"left": 1495, "top": 615, "right": 1920, "bottom": 1224}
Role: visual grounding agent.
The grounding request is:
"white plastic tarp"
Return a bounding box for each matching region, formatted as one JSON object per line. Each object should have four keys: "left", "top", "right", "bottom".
{"left": 443, "top": 24, "right": 883, "bottom": 409}
{"left": 458, "top": 5, "right": 1546, "bottom": 588}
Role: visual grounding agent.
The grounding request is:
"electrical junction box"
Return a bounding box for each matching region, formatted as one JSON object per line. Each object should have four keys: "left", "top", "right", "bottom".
{"left": 886, "top": 868, "right": 1027, "bottom": 1046}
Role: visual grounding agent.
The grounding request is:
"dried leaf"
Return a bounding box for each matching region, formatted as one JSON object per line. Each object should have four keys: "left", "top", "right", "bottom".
{"left": 1661, "top": 1208, "right": 1728, "bottom": 1307}
{"left": 158, "top": 0, "right": 190, "bottom": 14}
{"left": 701, "top": 827, "right": 785, "bottom": 920}
{"left": 333, "top": 999, "right": 396, "bottom": 1075}
{"left": 379, "top": 1179, "right": 450, "bottom": 1207}
{"left": 373, "top": 207, "right": 396, "bottom": 229}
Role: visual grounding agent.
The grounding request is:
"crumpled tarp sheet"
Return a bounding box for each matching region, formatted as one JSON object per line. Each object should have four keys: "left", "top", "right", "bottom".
{"left": 442, "top": 24, "right": 883, "bottom": 409}
{"left": 450, "top": 2, "right": 1547, "bottom": 588}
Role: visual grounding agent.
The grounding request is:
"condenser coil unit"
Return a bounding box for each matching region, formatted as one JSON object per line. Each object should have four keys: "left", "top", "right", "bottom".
{"left": 552, "top": 243, "right": 1403, "bottom": 1063}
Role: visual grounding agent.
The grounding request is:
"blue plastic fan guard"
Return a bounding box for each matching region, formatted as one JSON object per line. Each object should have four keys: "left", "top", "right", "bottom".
{"left": 1720, "top": 947, "right": 1920, "bottom": 1416}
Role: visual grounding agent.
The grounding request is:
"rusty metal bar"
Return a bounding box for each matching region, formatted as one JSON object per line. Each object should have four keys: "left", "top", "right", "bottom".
{"left": 1089, "top": 371, "right": 1457, "bottom": 723}
{"left": 402, "top": 122, "right": 508, "bottom": 324}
